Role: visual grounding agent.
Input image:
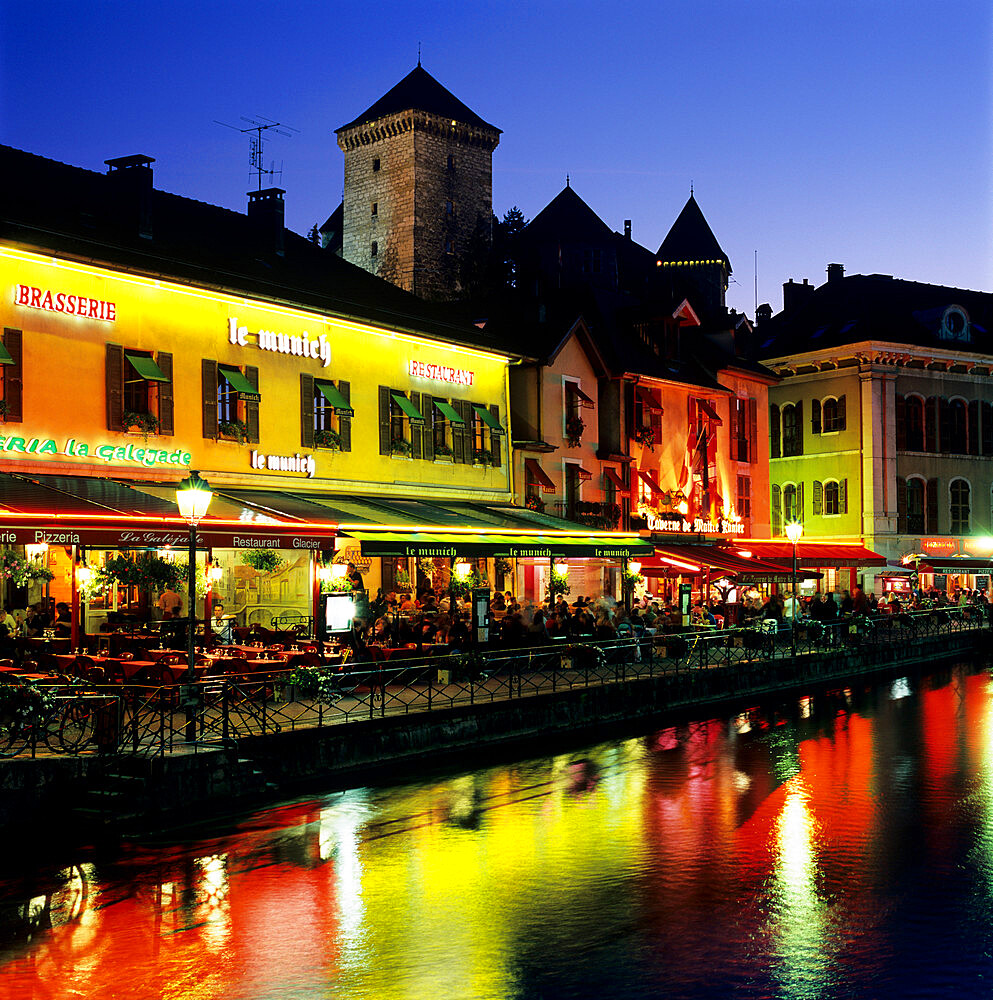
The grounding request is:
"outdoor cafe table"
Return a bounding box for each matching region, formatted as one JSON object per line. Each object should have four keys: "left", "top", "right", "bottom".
{"left": 52, "top": 654, "right": 158, "bottom": 681}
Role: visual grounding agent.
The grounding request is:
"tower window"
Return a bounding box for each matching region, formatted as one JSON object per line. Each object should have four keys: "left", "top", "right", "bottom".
{"left": 371, "top": 202, "right": 378, "bottom": 217}
{"left": 444, "top": 238, "right": 455, "bottom": 254}
{"left": 447, "top": 155, "right": 455, "bottom": 171}
{"left": 445, "top": 200, "right": 454, "bottom": 217}
{"left": 372, "top": 158, "right": 380, "bottom": 172}
{"left": 371, "top": 241, "right": 378, "bottom": 257}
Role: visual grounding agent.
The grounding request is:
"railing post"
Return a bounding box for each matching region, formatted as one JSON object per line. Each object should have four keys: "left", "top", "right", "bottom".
{"left": 222, "top": 681, "right": 229, "bottom": 742}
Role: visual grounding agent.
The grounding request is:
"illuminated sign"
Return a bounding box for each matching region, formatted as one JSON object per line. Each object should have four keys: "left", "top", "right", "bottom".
{"left": 250, "top": 450, "right": 316, "bottom": 478}
{"left": 14, "top": 283, "right": 116, "bottom": 321}
{"left": 229, "top": 317, "right": 330, "bottom": 367}
{"left": 0, "top": 526, "right": 336, "bottom": 549}
{"left": 0, "top": 433, "right": 190, "bottom": 469}
{"left": 640, "top": 506, "right": 744, "bottom": 535}
{"left": 408, "top": 360, "right": 475, "bottom": 386}
{"left": 921, "top": 538, "right": 959, "bottom": 555}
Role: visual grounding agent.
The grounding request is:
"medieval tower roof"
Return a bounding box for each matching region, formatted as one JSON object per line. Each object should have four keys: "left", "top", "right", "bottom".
{"left": 657, "top": 193, "right": 731, "bottom": 273}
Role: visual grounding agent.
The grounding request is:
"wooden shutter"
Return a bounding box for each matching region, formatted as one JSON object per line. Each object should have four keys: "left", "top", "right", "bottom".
{"left": 421, "top": 394, "right": 434, "bottom": 461}
{"left": 795, "top": 401, "right": 803, "bottom": 455}
{"left": 2, "top": 328, "right": 23, "bottom": 422}
{"left": 812, "top": 480, "right": 823, "bottom": 515}
{"left": 984, "top": 402, "right": 993, "bottom": 456}
{"left": 770, "top": 404, "right": 780, "bottom": 459}
{"left": 489, "top": 404, "right": 502, "bottom": 467}
{"left": 926, "top": 478, "right": 939, "bottom": 532}
{"left": 379, "top": 386, "right": 392, "bottom": 455}
{"left": 338, "top": 381, "right": 351, "bottom": 452}
{"left": 202, "top": 359, "right": 218, "bottom": 439}
{"left": 811, "top": 398, "right": 821, "bottom": 434}
{"left": 771, "top": 484, "right": 782, "bottom": 535}
{"left": 839, "top": 478, "right": 848, "bottom": 513}
{"left": 300, "top": 373, "right": 314, "bottom": 448}
{"left": 245, "top": 366, "right": 260, "bottom": 444}
{"left": 837, "top": 394, "right": 846, "bottom": 430}
{"left": 938, "top": 397, "right": 951, "bottom": 452}
{"left": 410, "top": 390, "right": 423, "bottom": 460}
{"left": 925, "top": 397, "right": 937, "bottom": 452}
{"left": 969, "top": 400, "right": 980, "bottom": 456}
{"left": 453, "top": 400, "right": 470, "bottom": 464}
{"left": 896, "top": 477, "right": 907, "bottom": 533}
{"left": 106, "top": 343, "right": 124, "bottom": 432}
{"left": 896, "top": 395, "right": 907, "bottom": 449}
{"left": 748, "top": 398, "right": 757, "bottom": 464}
{"left": 727, "top": 399, "right": 737, "bottom": 459}
{"left": 157, "top": 352, "right": 174, "bottom": 435}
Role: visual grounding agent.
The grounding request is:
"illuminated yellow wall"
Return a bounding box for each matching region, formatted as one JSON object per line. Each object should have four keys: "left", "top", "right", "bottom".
{"left": 0, "top": 246, "right": 513, "bottom": 499}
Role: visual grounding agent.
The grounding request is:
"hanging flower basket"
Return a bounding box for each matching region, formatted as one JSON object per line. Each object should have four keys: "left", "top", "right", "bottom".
{"left": 565, "top": 415, "right": 585, "bottom": 447}
{"left": 242, "top": 550, "right": 284, "bottom": 574}
{"left": 1, "top": 551, "right": 55, "bottom": 588}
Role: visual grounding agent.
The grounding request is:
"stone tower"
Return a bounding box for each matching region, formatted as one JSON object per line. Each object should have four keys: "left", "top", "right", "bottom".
{"left": 335, "top": 65, "right": 501, "bottom": 301}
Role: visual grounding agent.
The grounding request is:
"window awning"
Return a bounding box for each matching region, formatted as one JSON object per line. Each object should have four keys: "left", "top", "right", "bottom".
{"left": 696, "top": 398, "right": 722, "bottom": 423}
{"left": 126, "top": 353, "right": 168, "bottom": 382}
{"left": 474, "top": 405, "right": 504, "bottom": 433}
{"left": 604, "top": 467, "right": 627, "bottom": 491}
{"left": 636, "top": 386, "right": 662, "bottom": 411}
{"left": 316, "top": 381, "right": 353, "bottom": 414}
{"left": 344, "top": 529, "right": 653, "bottom": 559}
{"left": 637, "top": 469, "right": 664, "bottom": 494}
{"left": 568, "top": 383, "right": 595, "bottom": 409}
{"left": 433, "top": 399, "right": 464, "bottom": 424}
{"left": 642, "top": 544, "right": 820, "bottom": 583}
{"left": 391, "top": 392, "right": 425, "bottom": 423}
{"left": 0, "top": 342, "right": 13, "bottom": 365}
{"left": 524, "top": 458, "right": 556, "bottom": 493}
{"left": 568, "top": 465, "right": 592, "bottom": 482}
{"left": 219, "top": 365, "right": 260, "bottom": 401}
{"left": 732, "top": 540, "right": 887, "bottom": 569}
{"left": 915, "top": 557, "right": 993, "bottom": 573}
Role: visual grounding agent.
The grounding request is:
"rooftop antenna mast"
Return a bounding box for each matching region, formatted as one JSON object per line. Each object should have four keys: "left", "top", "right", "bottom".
{"left": 214, "top": 115, "right": 299, "bottom": 190}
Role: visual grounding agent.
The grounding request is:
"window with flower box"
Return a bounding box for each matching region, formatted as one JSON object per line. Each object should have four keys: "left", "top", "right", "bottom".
{"left": 202, "top": 359, "right": 259, "bottom": 443}
{"left": 106, "top": 343, "right": 174, "bottom": 436}
{"left": 301, "top": 373, "right": 352, "bottom": 451}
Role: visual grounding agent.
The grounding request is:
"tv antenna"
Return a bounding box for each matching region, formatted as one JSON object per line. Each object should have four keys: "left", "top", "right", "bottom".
{"left": 214, "top": 115, "right": 299, "bottom": 190}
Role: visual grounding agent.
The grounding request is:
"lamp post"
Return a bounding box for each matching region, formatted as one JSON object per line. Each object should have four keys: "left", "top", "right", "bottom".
{"left": 785, "top": 519, "right": 803, "bottom": 656}
{"left": 176, "top": 471, "right": 212, "bottom": 743}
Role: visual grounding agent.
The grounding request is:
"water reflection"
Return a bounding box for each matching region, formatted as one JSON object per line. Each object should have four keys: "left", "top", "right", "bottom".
{"left": 3, "top": 664, "right": 993, "bottom": 997}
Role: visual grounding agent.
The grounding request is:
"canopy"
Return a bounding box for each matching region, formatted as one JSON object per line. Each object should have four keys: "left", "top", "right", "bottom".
{"left": 732, "top": 540, "right": 886, "bottom": 568}
{"left": 641, "top": 544, "right": 820, "bottom": 583}
{"left": 125, "top": 353, "right": 169, "bottom": 382}
{"left": 914, "top": 557, "right": 993, "bottom": 573}
{"left": 316, "top": 381, "right": 353, "bottom": 414}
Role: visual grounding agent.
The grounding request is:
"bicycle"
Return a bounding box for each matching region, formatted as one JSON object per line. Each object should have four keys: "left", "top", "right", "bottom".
{"left": 0, "top": 683, "right": 103, "bottom": 757}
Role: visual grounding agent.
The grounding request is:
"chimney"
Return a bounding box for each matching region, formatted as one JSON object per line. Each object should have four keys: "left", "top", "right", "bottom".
{"left": 623, "top": 220, "right": 631, "bottom": 240}
{"left": 782, "top": 277, "right": 815, "bottom": 313}
{"left": 105, "top": 154, "right": 154, "bottom": 239}
{"left": 247, "top": 188, "right": 285, "bottom": 256}
{"left": 827, "top": 262, "right": 845, "bottom": 283}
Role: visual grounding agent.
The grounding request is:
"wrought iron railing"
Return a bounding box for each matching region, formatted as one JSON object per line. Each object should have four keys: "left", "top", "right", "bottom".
{"left": 0, "top": 607, "right": 988, "bottom": 759}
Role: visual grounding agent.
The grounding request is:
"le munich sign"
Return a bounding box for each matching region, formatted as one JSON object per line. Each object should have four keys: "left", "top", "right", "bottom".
{"left": 229, "top": 317, "right": 331, "bottom": 367}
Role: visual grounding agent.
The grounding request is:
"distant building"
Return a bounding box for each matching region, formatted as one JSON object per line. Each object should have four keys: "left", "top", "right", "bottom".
{"left": 334, "top": 64, "right": 501, "bottom": 301}
{"left": 758, "top": 265, "right": 993, "bottom": 595}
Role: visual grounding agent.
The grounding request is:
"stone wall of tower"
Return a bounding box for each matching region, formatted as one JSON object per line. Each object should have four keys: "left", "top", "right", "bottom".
{"left": 338, "top": 111, "right": 498, "bottom": 301}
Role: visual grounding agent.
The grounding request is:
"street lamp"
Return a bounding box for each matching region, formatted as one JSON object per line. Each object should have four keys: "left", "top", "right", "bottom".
{"left": 785, "top": 520, "right": 803, "bottom": 617}
{"left": 176, "top": 471, "right": 212, "bottom": 742}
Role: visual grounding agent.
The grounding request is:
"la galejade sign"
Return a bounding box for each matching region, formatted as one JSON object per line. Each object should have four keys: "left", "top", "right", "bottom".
{"left": 0, "top": 432, "right": 191, "bottom": 469}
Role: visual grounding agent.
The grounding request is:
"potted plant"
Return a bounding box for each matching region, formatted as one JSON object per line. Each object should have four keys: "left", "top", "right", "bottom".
{"left": 525, "top": 492, "right": 546, "bottom": 513}
{"left": 284, "top": 665, "right": 342, "bottom": 705}
{"left": 242, "top": 549, "right": 284, "bottom": 574}
{"left": 434, "top": 443, "right": 454, "bottom": 461}
{"left": 219, "top": 418, "right": 250, "bottom": 444}
{"left": 634, "top": 425, "right": 655, "bottom": 450}
{"left": 314, "top": 427, "right": 342, "bottom": 451}
{"left": 391, "top": 436, "right": 412, "bottom": 458}
{"left": 472, "top": 447, "right": 491, "bottom": 466}
{"left": 0, "top": 400, "right": 8, "bottom": 421}
{"left": 123, "top": 410, "right": 159, "bottom": 440}
{"left": 565, "top": 415, "right": 585, "bottom": 447}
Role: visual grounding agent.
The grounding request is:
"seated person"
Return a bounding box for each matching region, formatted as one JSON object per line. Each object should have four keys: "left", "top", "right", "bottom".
{"left": 53, "top": 601, "right": 73, "bottom": 637}
{"left": 210, "top": 602, "right": 232, "bottom": 641}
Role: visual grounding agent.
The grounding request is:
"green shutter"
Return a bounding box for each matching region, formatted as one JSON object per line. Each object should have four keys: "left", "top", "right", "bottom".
{"left": 812, "top": 480, "right": 823, "bottom": 516}
{"left": 410, "top": 391, "right": 424, "bottom": 460}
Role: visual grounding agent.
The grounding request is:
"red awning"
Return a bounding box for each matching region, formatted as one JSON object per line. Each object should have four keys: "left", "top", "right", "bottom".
{"left": 731, "top": 540, "right": 887, "bottom": 569}
{"left": 572, "top": 465, "right": 592, "bottom": 482}
{"left": 696, "top": 398, "right": 723, "bottom": 423}
{"left": 641, "top": 544, "right": 819, "bottom": 582}
{"left": 604, "top": 467, "right": 627, "bottom": 491}
{"left": 637, "top": 469, "right": 664, "bottom": 494}
{"left": 567, "top": 383, "right": 595, "bottom": 409}
{"left": 636, "top": 385, "right": 663, "bottom": 411}
{"left": 524, "top": 458, "right": 556, "bottom": 493}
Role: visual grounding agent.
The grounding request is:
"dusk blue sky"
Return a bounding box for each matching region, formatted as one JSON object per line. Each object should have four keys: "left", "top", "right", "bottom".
{"left": 2, "top": 1, "right": 989, "bottom": 316}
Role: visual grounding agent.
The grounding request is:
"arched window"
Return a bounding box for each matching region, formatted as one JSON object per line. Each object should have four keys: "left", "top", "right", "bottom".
{"left": 824, "top": 480, "right": 840, "bottom": 515}
{"left": 950, "top": 479, "right": 970, "bottom": 534}
{"left": 950, "top": 399, "right": 968, "bottom": 453}
{"left": 783, "top": 483, "right": 802, "bottom": 523}
{"left": 906, "top": 478, "right": 925, "bottom": 534}
{"left": 782, "top": 403, "right": 803, "bottom": 457}
{"left": 906, "top": 396, "right": 925, "bottom": 451}
{"left": 822, "top": 396, "right": 846, "bottom": 432}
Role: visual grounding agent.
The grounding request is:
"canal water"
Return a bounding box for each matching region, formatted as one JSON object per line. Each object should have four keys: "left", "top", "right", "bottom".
{"left": 3, "top": 662, "right": 993, "bottom": 999}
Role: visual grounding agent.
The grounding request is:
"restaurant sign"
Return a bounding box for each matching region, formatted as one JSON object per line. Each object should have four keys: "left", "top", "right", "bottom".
{"left": 641, "top": 507, "right": 744, "bottom": 536}
{"left": 250, "top": 450, "right": 316, "bottom": 478}
{"left": 0, "top": 525, "right": 336, "bottom": 550}
{"left": 0, "top": 433, "right": 191, "bottom": 469}
{"left": 229, "top": 317, "right": 331, "bottom": 367}
{"left": 14, "top": 283, "right": 117, "bottom": 321}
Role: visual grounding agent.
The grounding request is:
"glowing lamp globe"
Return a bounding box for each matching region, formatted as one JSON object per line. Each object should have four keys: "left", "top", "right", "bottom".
{"left": 176, "top": 471, "right": 213, "bottom": 525}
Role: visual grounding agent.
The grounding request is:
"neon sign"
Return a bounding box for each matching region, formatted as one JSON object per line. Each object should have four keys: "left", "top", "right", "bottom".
{"left": 250, "top": 450, "right": 316, "bottom": 478}
{"left": 229, "top": 317, "right": 331, "bottom": 367}
{"left": 408, "top": 360, "right": 475, "bottom": 386}
{"left": 639, "top": 505, "right": 744, "bottom": 535}
{"left": 0, "top": 433, "right": 190, "bottom": 469}
{"left": 14, "top": 284, "right": 116, "bottom": 321}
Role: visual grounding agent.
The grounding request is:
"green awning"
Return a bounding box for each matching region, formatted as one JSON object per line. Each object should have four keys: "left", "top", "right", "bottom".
{"left": 392, "top": 393, "right": 425, "bottom": 423}
{"left": 0, "top": 342, "right": 13, "bottom": 365}
{"left": 434, "top": 399, "right": 464, "bottom": 424}
{"left": 125, "top": 353, "right": 168, "bottom": 382}
{"left": 316, "top": 381, "right": 354, "bottom": 414}
{"left": 347, "top": 530, "right": 653, "bottom": 559}
{"left": 220, "top": 365, "right": 261, "bottom": 400}
{"left": 474, "top": 405, "right": 504, "bottom": 433}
